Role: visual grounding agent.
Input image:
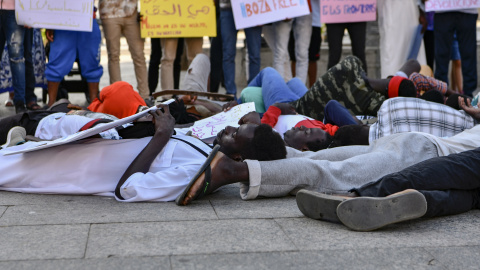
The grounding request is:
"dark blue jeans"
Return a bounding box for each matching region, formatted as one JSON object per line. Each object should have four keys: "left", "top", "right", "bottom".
{"left": 434, "top": 12, "right": 478, "bottom": 97}
{"left": 354, "top": 148, "right": 480, "bottom": 218}
{"left": 0, "top": 10, "right": 26, "bottom": 105}
{"left": 323, "top": 100, "right": 359, "bottom": 126}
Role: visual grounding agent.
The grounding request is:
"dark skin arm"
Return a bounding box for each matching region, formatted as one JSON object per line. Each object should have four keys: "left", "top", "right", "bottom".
{"left": 458, "top": 96, "right": 480, "bottom": 121}
{"left": 115, "top": 105, "right": 175, "bottom": 197}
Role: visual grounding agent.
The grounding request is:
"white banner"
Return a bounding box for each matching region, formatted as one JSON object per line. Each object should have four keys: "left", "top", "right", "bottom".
{"left": 231, "top": 0, "right": 310, "bottom": 30}
{"left": 15, "top": 0, "right": 94, "bottom": 32}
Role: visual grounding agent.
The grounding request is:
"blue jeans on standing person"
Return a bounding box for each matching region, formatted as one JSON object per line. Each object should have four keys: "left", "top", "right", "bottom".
{"left": 434, "top": 12, "right": 478, "bottom": 97}
{"left": 220, "top": 9, "right": 262, "bottom": 96}
{"left": 248, "top": 67, "right": 308, "bottom": 108}
{"left": 0, "top": 10, "right": 26, "bottom": 107}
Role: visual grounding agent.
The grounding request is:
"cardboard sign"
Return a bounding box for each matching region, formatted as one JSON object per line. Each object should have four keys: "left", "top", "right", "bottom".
{"left": 231, "top": 0, "right": 310, "bottom": 30}
{"left": 140, "top": 0, "right": 216, "bottom": 38}
{"left": 320, "top": 0, "right": 376, "bottom": 24}
{"left": 189, "top": 102, "right": 256, "bottom": 139}
{"left": 3, "top": 100, "right": 175, "bottom": 156}
{"left": 15, "top": 0, "right": 94, "bottom": 32}
{"left": 425, "top": 0, "right": 480, "bottom": 12}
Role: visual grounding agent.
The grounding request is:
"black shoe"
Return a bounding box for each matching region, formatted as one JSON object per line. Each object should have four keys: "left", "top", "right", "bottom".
{"left": 15, "top": 102, "right": 27, "bottom": 114}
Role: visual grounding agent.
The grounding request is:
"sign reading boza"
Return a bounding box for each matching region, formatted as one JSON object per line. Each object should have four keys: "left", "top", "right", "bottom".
{"left": 231, "top": 0, "right": 310, "bottom": 30}
{"left": 320, "top": 0, "right": 376, "bottom": 24}
{"left": 15, "top": 0, "right": 94, "bottom": 32}
{"left": 425, "top": 0, "right": 480, "bottom": 12}
{"left": 140, "top": 0, "right": 216, "bottom": 38}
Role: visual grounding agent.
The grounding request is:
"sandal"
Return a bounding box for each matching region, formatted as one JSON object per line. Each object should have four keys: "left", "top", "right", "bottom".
{"left": 26, "top": 101, "right": 42, "bottom": 111}
{"left": 175, "top": 145, "right": 221, "bottom": 206}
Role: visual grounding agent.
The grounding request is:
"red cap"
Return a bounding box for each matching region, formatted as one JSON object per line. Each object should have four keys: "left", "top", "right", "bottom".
{"left": 388, "top": 76, "right": 407, "bottom": 98}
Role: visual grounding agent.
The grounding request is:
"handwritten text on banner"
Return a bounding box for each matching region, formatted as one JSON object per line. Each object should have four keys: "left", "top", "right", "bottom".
{"left": 320, "top": 0, "right": 376, "bottom": 24}
{"left": 425, "top": 0, "right": 480, "bottom": 12}
{"left": 15, "top": 0, "right": 94, "bottom": 32}
{"left": 140, "top": 0, "right": 216, "bottom": 38}
{"left": 231, "top": 0, "right": 310, "bottom": 30}
{"left": 190, "top": 103, "right": 256, "bottom": 140}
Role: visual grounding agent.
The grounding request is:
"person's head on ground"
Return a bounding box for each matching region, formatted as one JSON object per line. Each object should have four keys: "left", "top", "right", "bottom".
{"left": 398, "top": 59, "right": 421, "bottom": 77}
{"left": 284, "top": 126, "right": 332, "bottom": 151}
{"left": 329, "top": 125, "right": 370, "bottom": 148}
{"left": 420, "top": 90, "right": 445, "bottom": 104}
{"left": 388, "top": 76, "right": 416, "bottom": 98}
{"left": 446, "top": 93, "right": 471, "bottom": 110}
{"left": 213, "top": 123, "right": 287, "bottom": 161}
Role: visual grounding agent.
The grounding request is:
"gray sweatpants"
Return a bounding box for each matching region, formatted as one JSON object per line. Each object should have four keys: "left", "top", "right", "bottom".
{"left": 241, "top": 132, "right": 439, "bottom": 200}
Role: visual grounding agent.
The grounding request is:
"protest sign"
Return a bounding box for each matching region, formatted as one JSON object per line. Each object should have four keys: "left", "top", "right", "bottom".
{"left": 15, "top": 0, "right": 94, "bottom": 31}
{"left": 3, "top": 100, "right": 175, "bottom": 156}
{"left": 425, "top": 0, "right": 480, "bottom": 12}
{"left": 140, "top": 0, "right": 216, "bottom": 38}
{"left": 189, "top": 102, "right": 256, "bottom": 140}
{"left": 231, "top": 0, "right": 310, "bottom": 30}
{"left": 320, "top": 0, "right": 376, "bottom": 24}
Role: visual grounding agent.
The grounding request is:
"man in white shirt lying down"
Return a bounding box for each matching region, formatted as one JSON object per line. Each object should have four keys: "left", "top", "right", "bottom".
{"left": 0, "top": 105, "right": 287, "bottom": 202}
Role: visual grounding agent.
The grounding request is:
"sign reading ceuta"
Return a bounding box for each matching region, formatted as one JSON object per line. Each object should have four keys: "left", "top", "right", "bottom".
{"left": 425, "top": 0, "right": 480, "bottom": 12}
{"left": 140, "top": 0, "right": 216, "bottom": 38}
{"left": 231, "top": 0, "right": 310, "bottom": 30}
{"left": 320, "top": 0, "right": 376, "bottom": 24}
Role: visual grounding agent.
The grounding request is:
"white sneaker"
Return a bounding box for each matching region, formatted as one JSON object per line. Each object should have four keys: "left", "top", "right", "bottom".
{"left": 1, "top": 126, "right": 26, "bottom": 149}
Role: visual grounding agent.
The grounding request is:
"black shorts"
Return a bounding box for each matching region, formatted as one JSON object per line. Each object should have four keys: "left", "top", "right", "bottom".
{"left": 288, "top": 26, "right": 322, "bottom": 62}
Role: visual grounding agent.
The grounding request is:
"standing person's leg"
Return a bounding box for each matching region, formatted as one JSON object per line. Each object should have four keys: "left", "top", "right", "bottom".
{"left": 101, "top": 17, "right": 123, "bottom": 83}
{"left": 307, "top": 26, "right": 321, "bottom": 88}
{"left": 244, "top": 26, "right": 262, "bottom": 84}
{"left": 291, "top": 56, "right": 384, "bottom": 120}
{"left": 148, "top": 38, "right": 162, "bottom": 95}
{"left": 271, "top": 20, "right": 293, "bottom": 80}
{"left": 355, "top": 147, "right": 480, "bottom": 217}
{"left": 77, "top": 21, "right": 103, "bottom": 103}
{"left": 45, "top": 30, "right": 77, "bottom": 106}
{"left": 326, "top": 23, "right": 345, "bottom": 69}
{"left": 160, "top": 38, "right": 178, "bottom": 90}
{"left": 292, "top": 14, "right": 312, "bottom": 84}
{"left": 209, "top": 2, "right": 223, "bottom": 93}
{"left": 220, "top": 10, "right": 238, "bottom": 95}
{"left": 248, "top": 67, "right": 299, "bottom": 107}
{"left": 183, "top": 54, "right": 210, "bottom": 92}
{"left": 123, "top": 10, "right": 149, "bottom": 99}
{"left": 185, "top": 37, "right": 204, "bottom": 67}
{"left": 24, "top": 28, "right": 38, "bottom": 109}
{"left": 423, "top": 30, "right": 435, "bottom": 69}
{"left": 433, "top": 12, "right": 455, "bottom": 85}
{"left": 3, "top": 10, "right": 26, "bottom": 112}
{"left": 347, "top": 22, "right": 367, "bottom": 72}
{"left": 174, "top": 38, "right": 184, "bottom": 89}
{"left": 456, "top": 12, "right": 478, "bottom": 97}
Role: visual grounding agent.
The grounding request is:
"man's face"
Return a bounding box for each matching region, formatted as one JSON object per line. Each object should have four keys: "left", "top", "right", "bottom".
{"left": 283, "top": 126, "right": 328, "bottom": 151}
{"left": 213, "top": 124, "right": 257, "bottom": 159}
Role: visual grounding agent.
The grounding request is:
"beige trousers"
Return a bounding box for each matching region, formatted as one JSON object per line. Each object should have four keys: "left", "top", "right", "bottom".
{"left": 102, "top": 11, "right": 149, "bottom": 98}
{"left": 160, "top": 37, "right": 203, "bottom": 90}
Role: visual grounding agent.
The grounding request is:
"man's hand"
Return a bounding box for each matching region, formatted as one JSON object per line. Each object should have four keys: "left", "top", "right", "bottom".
{"left": 238, "top": 111, "right": 261, "bottom": 125}
{"left": 150, "top": 104, "right": 175, "bottom": 136}
{"left": 458, "top": 96, "right": 480, "bottom": 121}
{"left": 222, "top": 100, "right": 238, "bottom": 112}
{"left": 46, "top": 29, "right": 54, "bottom": 42}
{"left": 272, "top": 102, "right": 296, "bottom": 115}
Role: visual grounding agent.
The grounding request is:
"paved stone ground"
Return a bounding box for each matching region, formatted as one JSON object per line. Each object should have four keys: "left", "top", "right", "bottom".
{"left": 0, "top": 38, "right": 479, "bottom": 269}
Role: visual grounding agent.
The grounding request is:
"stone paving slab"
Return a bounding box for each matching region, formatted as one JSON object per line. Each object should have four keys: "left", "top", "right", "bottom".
{"left": 0, "top": 257, "right": 170, "bottom": 270}
{"left": 0, "top": 199, "right": 216, "bottom": 226}
{"left": 85, "top": 219, "right": 297, "bottom": 258}
{"left": 0, "top": 224, "right": 89, "bottom": 260}
{"left": 170, "top": 248, "right": 445, "bottom": 270}
{"left": 424, "top": 246, "right": 480, "bottom": 270}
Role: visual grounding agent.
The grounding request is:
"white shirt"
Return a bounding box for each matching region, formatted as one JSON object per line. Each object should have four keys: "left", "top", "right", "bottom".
{"left": 274, "top": 114, "right": 316, "bottom": 138}
{"left": 0, "top": 135, "right": 210, "bottom": 202}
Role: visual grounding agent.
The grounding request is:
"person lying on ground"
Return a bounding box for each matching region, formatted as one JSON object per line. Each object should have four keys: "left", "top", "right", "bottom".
{"left": 223, "top": 57, "right": 456, "bottom": 120}
{"left": 0, "top": 105, "right": 286, "bottom": 202}
{"left": 176, "top": 114, "right": 480, "bottom": 205}
{"left": 295, "top": 145, "right": 480, "bottom": 231}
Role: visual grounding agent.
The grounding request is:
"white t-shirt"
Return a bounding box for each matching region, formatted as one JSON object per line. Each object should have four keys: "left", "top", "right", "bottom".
{"left": 274, "top": 114, "right": 316, "bottom": 138}
{"left": 35, "top": 113, "right": 120, "bottom": 140}
{"left": 420, "top": 124, "right": 480, "bottom": 156}
{"left": 0, "top": 135, "right": 211, "bottom": 202}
